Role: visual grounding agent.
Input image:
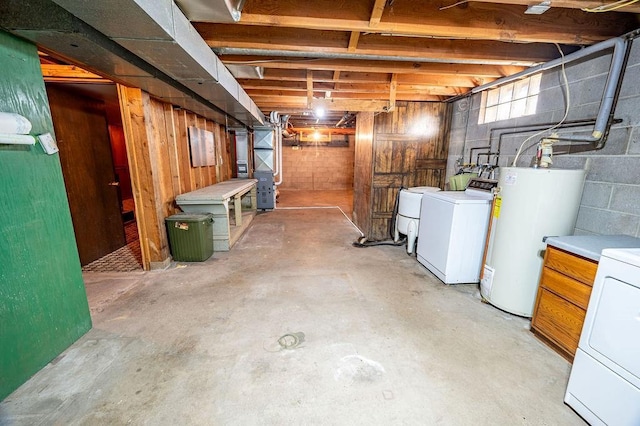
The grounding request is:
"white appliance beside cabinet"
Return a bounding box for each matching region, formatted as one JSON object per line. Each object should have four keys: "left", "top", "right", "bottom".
{"left": 416, "top": 179, "right": 496, "bottom": 284}
{"left": 565, "top": 248, "right": 640, "bottom": 426}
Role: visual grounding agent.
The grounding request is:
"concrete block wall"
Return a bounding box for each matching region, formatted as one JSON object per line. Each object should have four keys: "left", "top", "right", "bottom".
{"left": 279, "top": 139, "right": 355, "bottom": 190}
{"left": 447, "top": 37, "right": 640, "bottom": 237}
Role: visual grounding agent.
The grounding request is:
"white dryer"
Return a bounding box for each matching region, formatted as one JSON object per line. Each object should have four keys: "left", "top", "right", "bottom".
{"left": 565, "top": 248, "right": 640, "bottom": 425}
{"left": 416, "top": 179, "right": 496, "bottom": 284}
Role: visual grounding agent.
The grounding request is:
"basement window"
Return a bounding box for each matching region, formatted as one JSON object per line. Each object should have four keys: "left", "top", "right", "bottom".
{"left": 478, "top": 74, "right": 542, "bottom": 124}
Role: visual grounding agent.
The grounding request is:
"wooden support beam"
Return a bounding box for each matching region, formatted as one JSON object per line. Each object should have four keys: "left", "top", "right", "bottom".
{"left": 252, "top": 69, "right": 486, "bottom": 87}
{"left": 312, "top": 97, "right": 391, "bottom": 112}
{"left": 248, "top": 88, "right": 456, "bottom": 100}
{"left": 116, "top": 85, "right": 164, "bottom": 271}
{"left": 306, "top": 69, "right": 313, "bottom": 108}
{"left": 220, "top": 56, "right": 524, "bottom": 77}
{"left": 389, "top": 73, "right": 397, "bottom": 112}
{"left": 369, "top": 0, "right": 387, "bottom": 27}
{"left": 348, "top": 31, "right": 360, "bottom": 52}
{"left": 239, "top": 0, "right": 635, "bottom": 44}
{"left": 197, "top": 23, "right": 573, "bottom": 66}
{"left": 291, "top": 127, "right": 356, "bottom": 135}
{"left": 41, "top": 64, "right": 111, "bottom": 83}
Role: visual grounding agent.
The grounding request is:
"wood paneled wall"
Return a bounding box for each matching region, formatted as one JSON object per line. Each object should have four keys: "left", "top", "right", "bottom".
{"left": 118, "top": 85, "right": 232, "bottom": 269}
{"left": 354, "top": 102, "right": 451, "bottom": 240}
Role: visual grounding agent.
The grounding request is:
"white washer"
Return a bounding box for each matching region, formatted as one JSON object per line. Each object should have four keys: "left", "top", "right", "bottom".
{"left": 416, "top": 179, "right": 496, "bottom": 284}
{"left": 565, "top": 248, "right": 640, "bottom": 425}
{"left": 394, "top": 186, "right": 441, "bottom": 254}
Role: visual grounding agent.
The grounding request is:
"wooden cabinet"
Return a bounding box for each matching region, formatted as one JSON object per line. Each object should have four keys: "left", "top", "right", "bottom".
{"left": 531, "top": 246, "right": 598, "bottom": 361}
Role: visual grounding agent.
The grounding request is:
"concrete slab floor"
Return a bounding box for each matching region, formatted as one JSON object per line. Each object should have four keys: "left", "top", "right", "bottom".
{"left": 0, "top": 207, "right": 585, "bottom": 425}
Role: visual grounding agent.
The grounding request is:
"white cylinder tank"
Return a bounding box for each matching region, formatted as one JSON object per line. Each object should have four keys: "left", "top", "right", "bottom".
{"left": 395, "top": 186, "right": 441, "bottom": 254}
{"left": 481, "top": 167, "right": 586, "bottom": 317}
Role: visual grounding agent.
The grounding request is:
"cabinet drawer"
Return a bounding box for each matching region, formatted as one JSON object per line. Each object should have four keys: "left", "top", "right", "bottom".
{"left": 545, "top": 246, "right": 598, "bottom": 285}
{"left": 532, "top": 288, "right": 587, "bottom": 357}
{"left": 539, "top": 267, "right": 592, "bottom": 310}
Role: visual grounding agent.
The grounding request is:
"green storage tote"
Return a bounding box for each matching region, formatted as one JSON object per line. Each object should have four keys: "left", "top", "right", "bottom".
{"left": 165, "top": 213, "right": 214, "bottom": 261}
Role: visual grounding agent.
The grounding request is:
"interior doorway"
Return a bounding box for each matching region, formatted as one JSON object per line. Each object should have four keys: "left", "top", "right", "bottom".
{"left": 45, "top": 82, "right": 142, "bottom": 272}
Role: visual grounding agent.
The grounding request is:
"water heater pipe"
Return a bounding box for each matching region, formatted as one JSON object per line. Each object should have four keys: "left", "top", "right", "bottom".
{"left": 269, "top": 112, "right": 285, "bottom": 187}
{"left": 471, "top": 37, "right": 627, "bottom": 143}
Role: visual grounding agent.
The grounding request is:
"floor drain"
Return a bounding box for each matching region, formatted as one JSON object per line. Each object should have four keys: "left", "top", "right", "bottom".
{"left": 277, "top": 332, "right": 305, "bottom": 350}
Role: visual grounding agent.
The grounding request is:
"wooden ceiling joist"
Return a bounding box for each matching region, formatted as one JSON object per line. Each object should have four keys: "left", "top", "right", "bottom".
{"left": 470, "top": 0, "right": 640, "bottom": 14}
{"left": 247, "top": 89, "right": 460, "bottom": 100}
{"left": 369, "top": 0, "right": 388, "bottom": 27}
{"left": 220, "top": 56, "right": 524, "bottom": 77}
{"left": 306, "top": 70, "right": 313, "bottom": 108}
{"left": 244, "top": 70, "right": 487, "bottom": 88}
{"left": 348, "top": 31, "right": 360, "bottom": 52}
{"left": 238, "top": 0, "right": 637, "bottom": 44}
{"left": 290, "top": 127, "right": 356, "bottom": 135}
{"left": 193, "top": 0, "right": 640, "bottom": 127}
{"left": 239, "top": 79, "right": 471, "bottom": 94}
{"left": 198, "top": 23, "right": 579, "bottom": 66}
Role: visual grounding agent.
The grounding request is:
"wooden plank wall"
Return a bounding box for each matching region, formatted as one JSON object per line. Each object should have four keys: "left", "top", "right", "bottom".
{"left": 118, "top": 85, "right": 232, "bottom": 269}
{"left": 354, "top": 102, "right": 451, "bottom": 240}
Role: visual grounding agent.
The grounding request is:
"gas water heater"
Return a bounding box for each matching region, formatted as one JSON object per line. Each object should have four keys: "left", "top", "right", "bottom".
{"left": 481, "top": 167, "right": 586, "bottom": 317}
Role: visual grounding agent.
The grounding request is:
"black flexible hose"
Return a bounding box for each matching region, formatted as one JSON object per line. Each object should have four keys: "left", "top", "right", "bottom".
{"left": 352, "top": 238, "right": 406, "bottom": 248}
{"left": 352, "top": 186, "right": 406, "bottom": 248}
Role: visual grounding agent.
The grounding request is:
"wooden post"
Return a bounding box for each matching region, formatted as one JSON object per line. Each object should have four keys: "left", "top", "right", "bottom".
{"left": 117, "top": 84, "right": 171, "bottom": 270}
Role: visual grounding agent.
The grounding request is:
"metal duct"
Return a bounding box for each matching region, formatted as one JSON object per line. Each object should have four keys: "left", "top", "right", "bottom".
{"left": 50, "top": 0, "right": 263, "bottom": 126}
{"left": 0, "top": 0, "right": 263, "bottom": 127}
{"left": 226, "top": 64, "right": 264, "bottom": 79}
{"left": 175, "top": 0, "right": 244, "bottom": 22}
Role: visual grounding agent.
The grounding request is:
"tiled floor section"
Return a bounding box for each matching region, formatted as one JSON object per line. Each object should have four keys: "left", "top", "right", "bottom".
{"left": 81, "top": 221, "right": 142, "bottom": 273}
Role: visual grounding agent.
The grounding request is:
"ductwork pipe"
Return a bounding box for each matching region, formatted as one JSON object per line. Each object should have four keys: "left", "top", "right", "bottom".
{"left": 213, "top": 48, "right": 540, "bottom": 67}
{"left": 273, "top": 116, "right": 290, "bottom": 185}
{"left": 269, "top": 111, "right": 284, "bottom": 186}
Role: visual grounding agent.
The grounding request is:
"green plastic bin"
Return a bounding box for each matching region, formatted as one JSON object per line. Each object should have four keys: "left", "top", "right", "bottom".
{"left": 165, "top": 213, "right": 214, "bottom": 261}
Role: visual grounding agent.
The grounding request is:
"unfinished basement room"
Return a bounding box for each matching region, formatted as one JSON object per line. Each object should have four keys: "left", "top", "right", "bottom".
{"left": 1, "top": 0, "right": 640, "bottom": 424}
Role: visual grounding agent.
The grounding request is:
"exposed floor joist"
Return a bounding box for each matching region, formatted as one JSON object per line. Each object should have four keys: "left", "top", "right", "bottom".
{"left": 186, "top": 0, "right": 639, "bottom": 127}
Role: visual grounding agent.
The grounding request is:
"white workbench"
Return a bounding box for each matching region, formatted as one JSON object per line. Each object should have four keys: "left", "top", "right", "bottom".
{"left": 175, "top": 179, "right": 257, "bottom": 251}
